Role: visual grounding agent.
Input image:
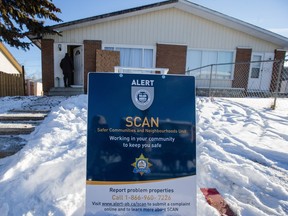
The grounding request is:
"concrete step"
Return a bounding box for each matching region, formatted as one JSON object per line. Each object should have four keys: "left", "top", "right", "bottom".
{"left": 9, "top": 109, "right": 50, "bottom": 114}
{"left": 0, "top": 136, "right": 26, "bottom": 158}
{"left": 0, "top": 98, "right": 57, "bottom": 158}
{"left": 0, "top": 135, "right": 27, "bottom": 149}
{"left": 19, "top": 96, "right": 65, "bottom": 111}
{"left": 0, "top": 151, "right": 20, "bottom": 158}
{"left": 48, "top": 87, "right": 84, "bottom": 96}
{"left": 0, "top": 123, "right": 36, "bottom": 135}
{"left": 0, "top": 113, "right": 47, "bottom": 121}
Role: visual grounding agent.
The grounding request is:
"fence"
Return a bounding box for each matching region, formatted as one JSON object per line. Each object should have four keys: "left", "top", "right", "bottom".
{"left": 0, "top": 71, "right": 25, "bottom": 97}
{"left": 186, "top": 59, "right": 288, "bottom": 109}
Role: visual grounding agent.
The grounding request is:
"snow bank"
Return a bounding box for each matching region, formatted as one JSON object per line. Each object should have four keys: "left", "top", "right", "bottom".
{"left": 0, "top": 96, "right": 287, "bottom": 216}
{"left": 0, "top": 95, "right": 87, "bottom": 216}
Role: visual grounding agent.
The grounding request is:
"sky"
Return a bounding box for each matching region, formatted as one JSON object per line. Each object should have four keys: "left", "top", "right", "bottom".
{"left": 3, "top": 0, "right": 288, "bottom": 80}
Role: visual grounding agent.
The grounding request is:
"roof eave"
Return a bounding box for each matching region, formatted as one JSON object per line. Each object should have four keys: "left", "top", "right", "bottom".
{"left": 27, "top": 34, "right": 42, "bottom": 49}
{"left": 0, "top": 43, "right": 22, "bottom": 73}
{"left": 52, "top": 0, "right": 178, "bottom": 32}
{"left": 177, "top": 0, "right": 288, "bottom": 48}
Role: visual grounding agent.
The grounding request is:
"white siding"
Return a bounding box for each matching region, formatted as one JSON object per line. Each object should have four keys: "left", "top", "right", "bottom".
{"left": 0, "top": 50, "right": 20, "bottom": 74}
{"left": 54, "top": 43, "right": 67, "bottom": 87}
{"left": 47, "top": 8, "right": 279, "bottom": 52}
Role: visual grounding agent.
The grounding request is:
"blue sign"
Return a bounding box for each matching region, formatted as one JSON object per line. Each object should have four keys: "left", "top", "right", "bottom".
{"left": 86, "top": 73, "right": 196, "bottom": 216}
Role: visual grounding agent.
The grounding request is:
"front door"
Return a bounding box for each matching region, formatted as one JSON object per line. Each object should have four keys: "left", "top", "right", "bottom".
{"left": 73, "top": 46, "right": 83, "bottom": 86}
{"left": 248, "top": 53, "right": 274, "bottom": 91}
{"left": 260, "top": 53, "right": 274, "bottom": 91}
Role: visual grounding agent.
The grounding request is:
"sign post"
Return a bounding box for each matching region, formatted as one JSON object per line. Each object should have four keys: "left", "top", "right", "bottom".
{"left": 86, "top": 73, "right": 196, "bottom": 216}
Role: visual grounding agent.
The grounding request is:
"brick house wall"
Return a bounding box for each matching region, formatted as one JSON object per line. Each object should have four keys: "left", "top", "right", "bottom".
{"left": 41, "top": 39, "right": 54, "bottom": 95}
{"left": 95, "top": 50, "right": 120, "bottom": 72}
{"left": 232, "top": 48, "right": 252, "bottom": 89}
{"left": 156, "top": 43, "right": 187, "bottom": 74}
{"left": 84, "top": 40, "right": 102, "bottom": 93}
{"left": 270, "top": 49, "right": 286, "bottom": 92}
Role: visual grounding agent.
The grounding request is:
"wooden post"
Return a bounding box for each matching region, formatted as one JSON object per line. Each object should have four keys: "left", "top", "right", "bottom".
{"left": 22, "top": 65, "right": 26, "bottom": 96}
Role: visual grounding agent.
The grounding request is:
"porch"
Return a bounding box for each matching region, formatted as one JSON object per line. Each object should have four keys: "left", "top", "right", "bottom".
{"left": 48, "top": 86, "right": 84, "bottom": 96}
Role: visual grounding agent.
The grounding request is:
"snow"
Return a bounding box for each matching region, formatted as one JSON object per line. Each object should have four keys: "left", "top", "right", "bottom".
{"left": 0, "top": 96, "right": 66, "bottom": 114}
{"left": 0, "top": 95, "right": 287, "bottom": 216}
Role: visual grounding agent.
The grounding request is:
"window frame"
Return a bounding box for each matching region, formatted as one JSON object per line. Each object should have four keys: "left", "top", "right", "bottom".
{"left": 102, "top": 44, "right": 156, "bottom": 69}
{"left": 250, "top": 54, "right": 262, "bottom": 79}
{"left": 186, "top": 48, "right": 235, "bottom": 80}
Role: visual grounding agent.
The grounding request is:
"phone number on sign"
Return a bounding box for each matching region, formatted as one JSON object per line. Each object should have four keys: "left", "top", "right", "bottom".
{"left": 112, "top": 195, "right": 171, "bottom": 201}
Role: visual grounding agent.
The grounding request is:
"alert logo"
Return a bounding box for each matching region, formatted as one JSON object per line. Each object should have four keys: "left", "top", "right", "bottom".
{"left": 131, "top": 79, "right": 154, "bottom": 111}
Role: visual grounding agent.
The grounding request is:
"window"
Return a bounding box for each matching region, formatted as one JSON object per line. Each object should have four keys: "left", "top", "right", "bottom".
{"left": 202, "top": 51, "right": 217, "bottom": 79}
{"left": 186, "top": 50, "right": 234, "bottom": 79}
{"left": 104, "top": 46, "right": 154, "bottom": 68}
{"left": 250, "top": 55, "right": 262, "bottom": 78}
{"left": 186, "top": 50, "right": 201, "bottom": 77}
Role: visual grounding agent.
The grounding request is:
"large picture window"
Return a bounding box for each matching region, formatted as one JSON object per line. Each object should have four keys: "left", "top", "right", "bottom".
{"left": 186, "top": 50, "right": 234, "bottom": 79}
{"left": 104, "top": 46, "right": 154, "bottom": 68}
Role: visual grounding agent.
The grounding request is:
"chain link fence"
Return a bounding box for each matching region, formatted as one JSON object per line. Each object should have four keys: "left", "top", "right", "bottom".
{"left": 186, "top": 59, "right": 288, "bottom": 109}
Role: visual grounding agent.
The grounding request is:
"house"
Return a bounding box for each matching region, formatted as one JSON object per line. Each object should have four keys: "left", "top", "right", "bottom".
{"left": 25, "top": 79, "right": 43, "bottom": 96}
{"left": 0, "top": 43, "right": 25, "bottom": 97}
{"left": 29, "top": 0, "right": 288, "bottom": 95}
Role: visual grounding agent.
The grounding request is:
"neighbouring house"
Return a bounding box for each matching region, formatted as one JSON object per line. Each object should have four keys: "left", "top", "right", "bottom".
{"left": 0, "top": 43, "right": 25, "bottom": 97}
{"left": 25, "top": 79, "right": 43, "bottom": 96}
{"left": 29, "top": 0, "right": 288, "bottom": 95}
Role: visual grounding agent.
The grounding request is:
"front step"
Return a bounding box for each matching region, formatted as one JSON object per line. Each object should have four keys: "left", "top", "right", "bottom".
{"left": 0, "top": 98, "right": 61, "bottom": 158}
{"left": 9, "top": 109, "right": 50, "bottom": 114}
{"left": 48, "top": 87, "right": 84, "bottom": 96}
{"left": 0, "top": 136, "right": 26, "bottom": 158}
{"left": 0, "top": 123, "right": 36, "bottom": 135}
{"left": 0, "top": 113, "right": 47, "bottom": 121}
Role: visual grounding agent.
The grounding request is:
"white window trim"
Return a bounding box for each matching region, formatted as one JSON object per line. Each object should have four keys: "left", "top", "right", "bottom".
{"left": 102, "top": 44, "right": 156, "bottom": 68}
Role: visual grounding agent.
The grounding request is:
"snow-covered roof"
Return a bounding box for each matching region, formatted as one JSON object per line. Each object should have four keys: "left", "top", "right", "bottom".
{"left": 34, "top": 0, "right": 288, "bottom": 49}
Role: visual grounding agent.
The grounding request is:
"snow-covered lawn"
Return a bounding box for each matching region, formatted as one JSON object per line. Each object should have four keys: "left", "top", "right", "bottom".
{"left": 0, "top": 95, "right": 287, "bottom": 216}
{"left": 197, "top": 98, "right": 288, "bottom": 216}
